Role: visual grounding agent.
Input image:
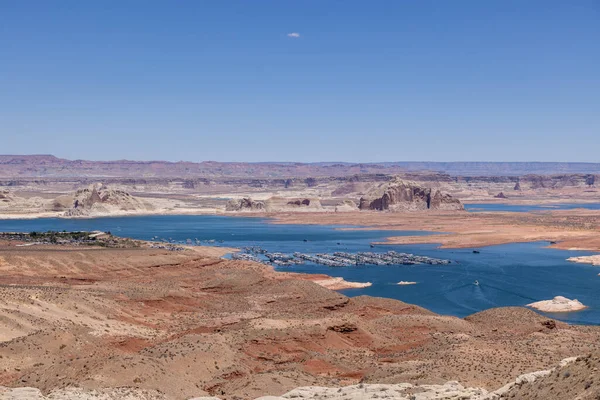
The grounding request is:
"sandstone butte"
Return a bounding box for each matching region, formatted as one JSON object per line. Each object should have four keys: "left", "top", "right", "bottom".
{"left": 358, "top": 178, "right": 464, "bottom": 212}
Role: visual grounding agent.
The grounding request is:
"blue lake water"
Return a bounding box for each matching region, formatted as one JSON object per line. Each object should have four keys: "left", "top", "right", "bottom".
{"left": 1, "top": 215, "right": 598, "bottom": 325}
{"left": 465, "top": 203, "right": 600, "bottom": 212}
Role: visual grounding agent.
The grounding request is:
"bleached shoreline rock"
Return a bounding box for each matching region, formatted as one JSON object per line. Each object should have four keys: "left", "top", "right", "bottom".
{"left": 313, "top": 277, "right": 372, "bottom": 290}
{"left": 567, "top": 254, "right": 600, "bottom": 266}
{"left": 527, "top": 296, "right": 587, "bottom": 312}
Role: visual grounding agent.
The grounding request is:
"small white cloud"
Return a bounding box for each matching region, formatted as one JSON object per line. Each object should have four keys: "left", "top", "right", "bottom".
{"left": 287, "top": 32, "right": 300, "bottom": 38}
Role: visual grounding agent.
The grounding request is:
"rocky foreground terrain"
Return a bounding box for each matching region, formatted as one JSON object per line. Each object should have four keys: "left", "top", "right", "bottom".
{"left": 1, "top": 238, "right": 600, "bottom": 399}
{"left": 3, "top": 355, "right": 600, "bottom": 399}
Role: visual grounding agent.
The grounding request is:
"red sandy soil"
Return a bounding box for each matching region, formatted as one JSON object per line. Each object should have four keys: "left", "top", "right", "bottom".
{"left": 1, "top": 242, "right": 600, "bottom": 399}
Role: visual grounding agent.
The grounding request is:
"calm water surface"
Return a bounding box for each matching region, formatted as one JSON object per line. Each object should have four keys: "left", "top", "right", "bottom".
{"left": 465, "top": 203, "right": 600, "bottom": 212}
{"left": 1, "top": 215, "right": 598, "bottom": 325}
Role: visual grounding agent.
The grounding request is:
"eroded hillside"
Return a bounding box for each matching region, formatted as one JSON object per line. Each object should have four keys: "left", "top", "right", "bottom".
{"left": 1, "top": 240, "right": 599, "bottom": 399}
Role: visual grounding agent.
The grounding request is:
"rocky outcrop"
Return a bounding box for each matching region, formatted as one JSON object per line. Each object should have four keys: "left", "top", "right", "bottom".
{"left": 313, "top": 277, "right": 371, "bottom": 290}
{"left": 359, "top": 179, "right": 463, "bottom": 212}
{"left": 287, "top": 199, "right": 311, "bottom": 206}
{"left": 225, "top": 197, "right": 266, "bottom": 212}
{"left": 265, "top": 197, "right": 323, "bottom": 212}
{"left": 0, "top": 190, "right": 51, "bottom": 216}
{"left": 62, "top": 184, "right": 154, "bottom": 217}
{"left": 494, "top": 354, "right": 600, "bottom": 400}
{"left": 494, "top": 192, "right": 507, "bottom": 199}
{"left": 586, "top": 174, "right": 595, "bottom": 187}
{"left": 334, "top": 199, "right": 358, "bottom": 212}
{"left": 527, "top": 296, "right": 587, "bottom": 313}
{"left": 567, "top": 255, "right": 600, "bottom": 266}
{"left": 429, "top": 189, "right": 463, "bottom": 210}
{"left": 226, "top": 197, "right": 322, "bottom": 212}
{"left": 0, "top": 190, "right": 13, "bottom": 203}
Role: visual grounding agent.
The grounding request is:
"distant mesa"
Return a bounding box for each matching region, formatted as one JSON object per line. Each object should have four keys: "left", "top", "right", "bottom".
{"left": 4, "top": 155, "right": 600, "bottom": 178}
{"left": 527, "top": 296, "right": 587, "bottom": 313}
{"left": 358, "top": 178, "right": 464, "bottom": 212}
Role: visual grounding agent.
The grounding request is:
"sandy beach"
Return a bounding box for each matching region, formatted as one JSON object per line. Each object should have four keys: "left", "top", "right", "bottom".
{"left": 263, "top": 210, "right": 600, "bottom": 252}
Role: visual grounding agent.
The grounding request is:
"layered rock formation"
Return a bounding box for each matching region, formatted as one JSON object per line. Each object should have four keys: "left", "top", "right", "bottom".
{"left": 527, "top": 296, "right": 587, "bottom": 313}
{"left": 0, "top": 190, "right": 51, "bottom": 217}
{"left": 61, "top": 184, "right": 154, "bottom": 217}
{"left": 3, "top": 155, "right": 600, "bottom": 178}
{"left": 225, "top": 197, "right": 266, "bottom": 212}
{"left": 226, "top": 197, "right": 322, "bottom": 212}
{"left": 359, "top": 179, "right": 464, "bottom": 211}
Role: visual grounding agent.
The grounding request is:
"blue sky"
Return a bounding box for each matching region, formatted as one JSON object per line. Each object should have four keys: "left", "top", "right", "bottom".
{"left": 1, "top": 1, "right": 599, "bottom": 162}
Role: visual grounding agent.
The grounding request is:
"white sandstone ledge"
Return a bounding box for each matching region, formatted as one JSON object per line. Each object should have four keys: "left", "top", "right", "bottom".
{"left": 567, "top": 254, "right": 600, "bottom": 266}
{"left": 527, "top": 296, "right": 587, "bottom": 313}
{"left": 313, "top": 277, "right": 372, "bottom": 290}
{"left": 397, "top": 281, "right": 418, "bottom": 285}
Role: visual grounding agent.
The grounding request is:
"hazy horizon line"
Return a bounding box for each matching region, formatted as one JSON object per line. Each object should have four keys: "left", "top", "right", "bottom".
{"left": 2, "top": 154, "right": 600, "bottom": 165}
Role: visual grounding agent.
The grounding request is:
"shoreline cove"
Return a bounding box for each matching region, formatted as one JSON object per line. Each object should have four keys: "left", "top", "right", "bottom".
{"left": 1, "top": 214, "right": 599, "bottom": 326}
{"left": 2, "top": 208, "right": 600, "bottom": 252}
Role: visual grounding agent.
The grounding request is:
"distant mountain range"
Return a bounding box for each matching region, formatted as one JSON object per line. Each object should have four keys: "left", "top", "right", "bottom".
{"left": 1, "top": 155, "right": 599, "bottom": 178}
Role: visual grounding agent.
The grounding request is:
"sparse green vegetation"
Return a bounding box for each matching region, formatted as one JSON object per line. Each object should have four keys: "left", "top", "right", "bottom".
{"left": 0, "top": 230, "right": 143, "bottom": 248}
